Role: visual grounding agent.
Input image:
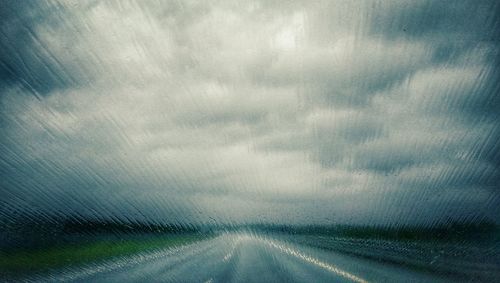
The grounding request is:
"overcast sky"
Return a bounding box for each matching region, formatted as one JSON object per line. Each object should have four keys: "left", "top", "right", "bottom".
{"left": 1, "top": 0, "right": 499, "bottom": 226}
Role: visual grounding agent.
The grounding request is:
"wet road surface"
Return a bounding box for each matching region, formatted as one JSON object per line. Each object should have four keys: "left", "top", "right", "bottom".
{"left": 22, "top": 233, "right": 459, "bottom": 283}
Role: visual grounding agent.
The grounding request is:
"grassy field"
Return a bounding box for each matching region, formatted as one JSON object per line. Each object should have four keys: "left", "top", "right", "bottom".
{"left": 0, "top": 234, "right": 205, "bottom": 276}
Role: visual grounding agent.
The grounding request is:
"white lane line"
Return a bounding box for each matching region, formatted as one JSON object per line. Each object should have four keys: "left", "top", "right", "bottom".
{"left": 262, "top": 239, "right": 369, "bottom": 283}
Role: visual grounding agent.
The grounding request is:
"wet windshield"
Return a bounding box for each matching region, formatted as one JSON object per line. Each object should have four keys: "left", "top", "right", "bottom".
{"left": 1, "top": 1, "right": 499, "bottom": 282}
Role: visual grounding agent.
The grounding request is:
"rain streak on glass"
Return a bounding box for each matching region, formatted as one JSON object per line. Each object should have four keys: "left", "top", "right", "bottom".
{"left": 0, "top": 1, "right": 499, "bottom": 282}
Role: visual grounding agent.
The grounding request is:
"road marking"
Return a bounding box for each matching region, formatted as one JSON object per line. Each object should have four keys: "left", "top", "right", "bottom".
{"left": 262, "top": 239, "right": 369, "bottom": 283}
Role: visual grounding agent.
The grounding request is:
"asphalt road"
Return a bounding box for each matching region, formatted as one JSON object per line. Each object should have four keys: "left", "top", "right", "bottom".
{"left": 29, "top": 234, "right": 454, "bottom": 283}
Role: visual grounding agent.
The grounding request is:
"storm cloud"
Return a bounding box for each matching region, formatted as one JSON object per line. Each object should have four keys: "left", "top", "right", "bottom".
{"left": 1, "top": 0, "right": 499, "bottom": 227}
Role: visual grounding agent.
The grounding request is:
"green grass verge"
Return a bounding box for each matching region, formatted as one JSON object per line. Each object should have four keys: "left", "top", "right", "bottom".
{"left": 0, "top": 234, "right": 205, "bottom": 276}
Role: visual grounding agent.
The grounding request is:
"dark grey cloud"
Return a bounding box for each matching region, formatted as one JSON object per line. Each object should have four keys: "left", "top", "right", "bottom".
{"left": 1, "top": 0, "right": 499, "bottom": 227}
{"left": 369, "top": 0, "right": 500, "bottom": 41}
{"left": 0, "top": 1, "right": 93, "bottom": 95}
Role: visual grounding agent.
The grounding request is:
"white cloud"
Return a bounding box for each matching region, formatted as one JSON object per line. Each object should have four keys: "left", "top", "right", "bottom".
{"left": 1, "top": 0, "right": 498, "bottom": 226}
